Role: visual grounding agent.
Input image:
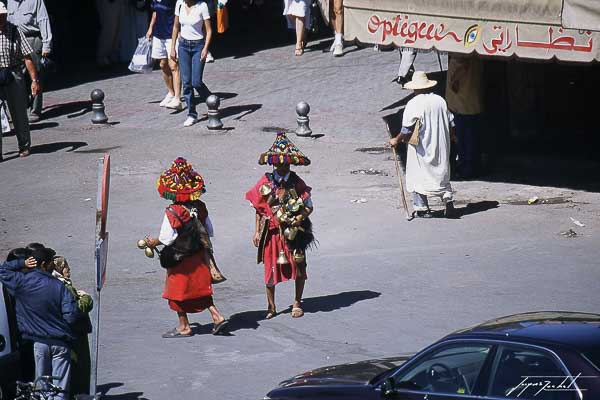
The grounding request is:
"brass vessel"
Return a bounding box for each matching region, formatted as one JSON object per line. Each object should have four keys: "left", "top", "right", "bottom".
{"left": 259, "top": 184, "right": 272, "bottom": 196}
{"left": 284, "top": 227, "right": 298, "bottom": 241}
{"left": 293, "top": 249, "right": 305, "bottom": 263}
{"left": 144, "top": 247, "right": 155, "bottom": 258}
{"left": 137, "top": 239, "right": 148, "bottom": 249}
{"left": 276, "top": 249, "right": 290, "bottom": 266}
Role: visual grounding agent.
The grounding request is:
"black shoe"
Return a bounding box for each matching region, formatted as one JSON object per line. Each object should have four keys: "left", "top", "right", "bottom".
{"left": 393, "top": 75, "right": 409, "bottom": 86}
{"left": 445, "top": 201, "right": 456, "bottom": 218}
{"left": 414, "top": 210, "right": 433, "bottom": 218}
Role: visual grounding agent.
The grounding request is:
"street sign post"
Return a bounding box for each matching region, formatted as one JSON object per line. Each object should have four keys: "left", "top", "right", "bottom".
{"left": 91, "top": 154, "right": 110, "bottom": 398}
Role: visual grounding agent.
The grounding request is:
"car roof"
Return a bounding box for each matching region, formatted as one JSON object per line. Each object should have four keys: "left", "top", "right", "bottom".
{"left": 444, "top": 311, "right": 600, "bottom": 352}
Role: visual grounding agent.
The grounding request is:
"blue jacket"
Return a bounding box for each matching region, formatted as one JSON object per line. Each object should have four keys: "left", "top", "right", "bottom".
{"left": 0, "top": 260, "right": 82, "bottom": 347}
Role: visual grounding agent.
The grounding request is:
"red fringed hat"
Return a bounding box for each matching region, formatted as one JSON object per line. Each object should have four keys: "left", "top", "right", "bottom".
{"left": 258, "top": 132, "right": 311, "bottom": 166}
{"left": 157, "top": 157, "right": 206, "bottom": 202}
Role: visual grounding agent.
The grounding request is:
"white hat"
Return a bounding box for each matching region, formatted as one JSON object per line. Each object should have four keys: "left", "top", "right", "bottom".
{"left": 0, "top": 3, "right": 7, "bottom": 14}
{"left": 404, "top": 71, "right": 437, "bottom": 90}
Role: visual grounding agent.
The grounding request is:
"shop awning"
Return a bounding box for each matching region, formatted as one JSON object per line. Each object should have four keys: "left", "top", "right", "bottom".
{"left": 344, "top": 0, "right": 600, "bottom": 62}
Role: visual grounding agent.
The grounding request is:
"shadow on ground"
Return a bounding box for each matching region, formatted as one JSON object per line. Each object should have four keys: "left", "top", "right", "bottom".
{"left": 43, "top": 100, "right": 92, "bottom": 120}
{"left": 222, "top": 290, "right": 381, "bottom": 333}
{"left": 96, "top": 382, "right": 147, "bottom": 400}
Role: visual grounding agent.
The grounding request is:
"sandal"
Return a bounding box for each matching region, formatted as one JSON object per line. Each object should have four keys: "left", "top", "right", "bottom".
{"left": 161, "top": 328, "right": 192, "bottom": 338}
{"left": 211, "top": 319, "right": 230, "bottom": 335}
{"left": 291, "top": 307, "right": 304, "bottom": 318}
{"left": 265, "top": 308, "right": 277, "bottom": 319}
{"left": 295, "top": 47, "right": 303, "bottom": 56}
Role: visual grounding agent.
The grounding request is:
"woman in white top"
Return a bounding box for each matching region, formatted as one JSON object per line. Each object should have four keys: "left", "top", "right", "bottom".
{"left": 171, "top": 0, "right": 213, "bottom": 127}
{"left": 283, "top": 0, "right": 311, "bottom": 56}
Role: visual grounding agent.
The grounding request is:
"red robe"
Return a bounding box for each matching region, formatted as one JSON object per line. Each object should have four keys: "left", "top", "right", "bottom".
{"left": 162, "top": 202, "right": 214, "bottom": 313}
{"left": 245, "top": 172, "right": 312, "bottom": 286}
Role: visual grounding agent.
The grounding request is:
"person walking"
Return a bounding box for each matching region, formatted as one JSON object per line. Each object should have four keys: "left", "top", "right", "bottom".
{"left": 394, "top": 47, "right": 416, "bottom": 86}
{"left": 445, "top": 53, "right": 484, "bottom": 179}
{"left": 328, "top": 0, "right": 343, "bottom": 56}
{"left": 95, "top": 0, "right": 125, "bottom": 68}
{"left": 283, "top": 0, "right": 311, "bottom": 56}
{"left": 0, "top": 245, "right": 82, "bottom": 400}
{"left": 144, "top": 157, "right": 229, "bottom": 337}
{"left": 245, "top": 132, "right": 315, "bottom": 319}
{"left": 171, "top": 0, "right": 212, "bottom": 127}
{"left": 0, "top": 2, "right": 39, "bottom": 161}
{"left": 389, "top": 71, "right": 457, "bottom": 218}
{"left": 146, "top": 0, "right": 183, "bottom": 110}
{"left": 6, "top": 0, "right": 52, "bottom": 122}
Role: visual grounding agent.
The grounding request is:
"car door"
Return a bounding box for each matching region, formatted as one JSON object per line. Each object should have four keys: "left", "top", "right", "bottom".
{"left": 1, "top": 282, "right": 20, "bottom": 399}
{"left": 484, "top": 344, "right": 579, "bottom": 400}
{"left": 383, "top": 342, "right": 494, "bottom": 400}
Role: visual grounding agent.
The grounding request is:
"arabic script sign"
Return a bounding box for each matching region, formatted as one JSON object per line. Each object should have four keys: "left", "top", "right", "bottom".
{"left": 345, "top": 8, "right": 599, "bottom": 62}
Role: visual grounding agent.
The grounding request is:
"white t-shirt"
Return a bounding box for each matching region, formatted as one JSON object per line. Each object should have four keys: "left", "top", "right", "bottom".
{"left": 175, "top": 0, "right": 210, "bottom": 41}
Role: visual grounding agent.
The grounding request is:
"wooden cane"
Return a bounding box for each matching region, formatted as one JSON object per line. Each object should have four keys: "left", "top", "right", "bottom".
{"left": 384, "top": 121, "right": 413, "bottom": 221}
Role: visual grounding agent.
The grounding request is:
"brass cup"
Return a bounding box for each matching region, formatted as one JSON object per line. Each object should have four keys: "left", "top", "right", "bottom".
{"left": 284, "top": 227, "right": 298, "bottom": 241}
{"left": 293, "top": 249, "right": 305, "bottom": 263}
{"left": 137, "top": 239, "right": 148, "bottom": 249}
{"left": 259, "top": 184, "right": 272, "bottom": 196}
{"left": 276, "top": 249, "right": 290, "bottom": 266}
{"left": 144, "top": 247, "right": 155, "bottom": 258}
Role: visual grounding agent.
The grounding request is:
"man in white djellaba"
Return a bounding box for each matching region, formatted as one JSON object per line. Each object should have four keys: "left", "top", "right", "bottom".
{"left": 389, "top": 71, "right": 457, "bottom": 218}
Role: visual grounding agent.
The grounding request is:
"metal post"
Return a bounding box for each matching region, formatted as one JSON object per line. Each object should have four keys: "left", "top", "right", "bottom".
{"left": 206, "top": 95, "right": 223, "bottom": 130}
{"left": 295, "top": 101, "right": 312, "bottom": 137}
{"left": 91, "top": 89, "right": 108, "bottom": 124}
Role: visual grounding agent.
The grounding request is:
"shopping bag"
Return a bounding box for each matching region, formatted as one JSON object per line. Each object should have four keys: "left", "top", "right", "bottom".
{"left": 128, "top": 38, "right": 153, "bottom": 74}
{"left": 217, "top": 5, "right": 229, "bottom": 33}
{"left": 1, "top": 101, "right": 10, "bottom": 134}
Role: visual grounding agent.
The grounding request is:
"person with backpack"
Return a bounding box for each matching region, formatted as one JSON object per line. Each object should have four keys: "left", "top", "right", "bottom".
{"left": 144, "top": 157, "right": 229, "bottom": 338}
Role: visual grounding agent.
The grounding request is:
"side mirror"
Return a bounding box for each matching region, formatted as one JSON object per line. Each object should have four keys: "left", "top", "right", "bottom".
{"left": 381, "top": 378, "right": 396, "bottom": 397}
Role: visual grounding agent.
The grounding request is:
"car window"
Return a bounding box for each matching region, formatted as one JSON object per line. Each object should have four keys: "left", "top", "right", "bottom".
{"left": 393, "top": 344, "right": 492, "bottom": 395}
{"left": 489, "top": 346, "right": 576, "bottom": 400}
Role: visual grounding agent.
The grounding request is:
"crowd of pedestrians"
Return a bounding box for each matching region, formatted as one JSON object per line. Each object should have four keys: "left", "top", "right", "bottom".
{"left": 0, "top": 243, "right": 93, "bottom": 400}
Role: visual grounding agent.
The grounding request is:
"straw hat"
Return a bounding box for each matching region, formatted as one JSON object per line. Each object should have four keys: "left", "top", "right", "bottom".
{"left": 404, "top": 71, "right": 437, "bottom": 90}
{"left": 258, "top": 132, "right": 311, "bottom": 166}
{"left": 157, "top": 157, "right": 206, "bottom": 202}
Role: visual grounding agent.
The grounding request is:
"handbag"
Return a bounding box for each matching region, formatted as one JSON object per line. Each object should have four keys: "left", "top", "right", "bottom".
{"left": 407, "top": 118, "right": 421, "bottom": 146}
{"left": 217, "top": 5, "right": 229, "bottom": 34}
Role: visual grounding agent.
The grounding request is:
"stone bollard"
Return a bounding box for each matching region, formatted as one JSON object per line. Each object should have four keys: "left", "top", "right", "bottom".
{"left": 295, "top": 101, "right": 312, "bottom": 137}
{"left": 206, "top": 95, "right": 223, "bottom": 130}
{"left": 90, "top": 89, "right": 108, "bottom": 124}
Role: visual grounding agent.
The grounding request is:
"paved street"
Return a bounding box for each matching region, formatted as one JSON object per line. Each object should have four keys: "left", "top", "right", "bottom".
{"left": 1, "top": 36, "right": 600, "bottom": 400}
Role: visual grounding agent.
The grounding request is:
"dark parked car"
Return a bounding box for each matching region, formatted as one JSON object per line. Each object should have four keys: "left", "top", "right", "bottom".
{"left": 265, "top": 312, "right": 600, "bottom": 400}
{"left": 0, "top": 283, "right": 20, "bottom": 400}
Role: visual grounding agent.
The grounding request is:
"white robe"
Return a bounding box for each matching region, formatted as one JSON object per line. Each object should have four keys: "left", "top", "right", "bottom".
{"left": 402, "top": 93, "right": 454, "bottom": 197}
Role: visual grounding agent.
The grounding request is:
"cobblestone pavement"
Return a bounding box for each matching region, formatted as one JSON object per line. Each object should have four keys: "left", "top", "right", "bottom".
{"left": 1, "top": 37, "right": 599, "bottom": 400}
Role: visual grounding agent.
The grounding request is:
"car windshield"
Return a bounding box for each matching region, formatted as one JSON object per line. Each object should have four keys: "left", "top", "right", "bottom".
{"left": 583, "top": 350, "right": 600, "bottom": 372}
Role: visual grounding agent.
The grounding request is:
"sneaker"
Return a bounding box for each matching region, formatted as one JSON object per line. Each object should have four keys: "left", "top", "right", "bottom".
{"left": 159, "top": 94, "right": 175, "bottom": 107}
{"left": 183, "top": 116, "right": 198, "bottom": 127}
{"left": 333, "top": 43, "right": 343, "bottom": 57}
{"left": 165, "top": 98, "right": 184, "bottom": 110}
{"left": 205, "top": 52, "right": 215, "bottom": 63}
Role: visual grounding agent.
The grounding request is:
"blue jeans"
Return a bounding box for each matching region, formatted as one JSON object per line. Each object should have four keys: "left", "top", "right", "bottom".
{"left": 33, "top": 342, "right": 71, "bottom": 400}
{"left": 178, "top": 38, "right": 210, "bottom": 118}
{"left": 454, "top": 113, "right": 481, "bottom": 177}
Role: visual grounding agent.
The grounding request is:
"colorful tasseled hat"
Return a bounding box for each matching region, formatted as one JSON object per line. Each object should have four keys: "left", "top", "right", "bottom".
{"left": 157, "top": 157, "right": 206, "bottom": 202}
{"left": 258, "top": 132, "right": 311, "bottom": 166}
